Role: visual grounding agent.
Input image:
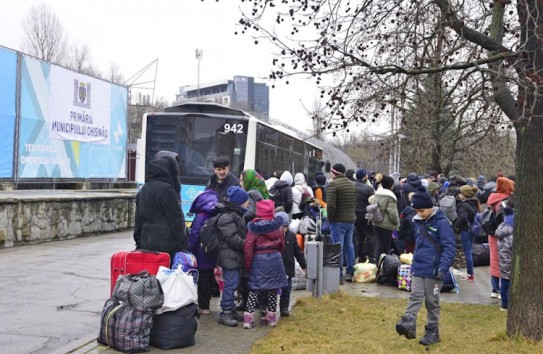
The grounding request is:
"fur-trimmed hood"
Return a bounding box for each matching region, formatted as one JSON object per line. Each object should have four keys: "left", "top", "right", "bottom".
{"left": 248, "top": 217, "right": 283, "bottom": 235}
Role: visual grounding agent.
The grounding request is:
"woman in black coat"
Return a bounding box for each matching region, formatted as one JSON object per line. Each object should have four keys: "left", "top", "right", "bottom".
{"left": 133, "top": 158, "right": 187, "bottom": 263}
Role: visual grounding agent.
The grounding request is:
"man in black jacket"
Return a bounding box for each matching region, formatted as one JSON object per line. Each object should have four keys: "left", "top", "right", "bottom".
{"left": 206, "top": 157, "right": 241, "bottom": 201}
{"left": 354, "top": 169, "right": 376, "bottom": 263}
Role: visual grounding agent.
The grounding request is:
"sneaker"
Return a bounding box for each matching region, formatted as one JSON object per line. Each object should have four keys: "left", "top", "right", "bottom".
{"left": 491, "top": 291, "right": 499, "bottom": 298}
{"left": 498, "top": 294, "right": 501, "bottom": 300}
{"left": 242, "top": 312, "right": 255, "bottom": 329}
{"left": 466, "top": 275, "right": 474, "bottom": 281}
{"left": 500, "top": 307, "right": 508, "bottom": 312}
{"left": 199, "top": 309, "right": 210, "bottom": 315}
{"left": 344, "top": 274, "right": 353, "bottom": 282}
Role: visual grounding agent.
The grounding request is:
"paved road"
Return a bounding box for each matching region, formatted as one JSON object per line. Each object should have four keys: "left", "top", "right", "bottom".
{"left": 0, "top": 231, "right": 499, "bottom": 353}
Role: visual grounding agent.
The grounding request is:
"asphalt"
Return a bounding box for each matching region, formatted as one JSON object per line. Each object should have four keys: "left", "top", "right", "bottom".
{"left": 0, "top": 231, "right": 500, "bottom": 354}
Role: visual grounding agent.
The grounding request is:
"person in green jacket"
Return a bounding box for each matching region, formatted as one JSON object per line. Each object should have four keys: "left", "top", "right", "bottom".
{"left": 369, "top": 175, "right": 400, "bottom": 261}
{"left": 326, "top": 163, "right": 356, "bottom": 283}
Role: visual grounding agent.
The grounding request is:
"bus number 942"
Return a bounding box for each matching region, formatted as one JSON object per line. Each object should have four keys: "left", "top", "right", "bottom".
{"left": 224, "top": 123, "right": 244, "bottom": 134}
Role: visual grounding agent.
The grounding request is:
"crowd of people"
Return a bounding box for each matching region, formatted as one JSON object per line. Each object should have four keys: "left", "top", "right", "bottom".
{"left": 134, "top": 151, "right": 515, "bottom": 346}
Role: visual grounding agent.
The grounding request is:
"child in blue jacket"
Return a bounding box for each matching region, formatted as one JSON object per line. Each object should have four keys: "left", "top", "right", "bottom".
{"left": 396, "top": 186, "right": 456, "bottom": 346}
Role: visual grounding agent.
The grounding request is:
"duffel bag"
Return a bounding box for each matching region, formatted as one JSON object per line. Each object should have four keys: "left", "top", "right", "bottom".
{"left": 150, "top": 303, "right": 199, "bottom": 349}
{"left": 112, "top": 270, "right": 164, "bottom": 310}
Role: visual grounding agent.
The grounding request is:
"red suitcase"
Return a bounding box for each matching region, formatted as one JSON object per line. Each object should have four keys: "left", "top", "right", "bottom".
{"left": 110, "top": 250, "right": 170, "bottom": 295}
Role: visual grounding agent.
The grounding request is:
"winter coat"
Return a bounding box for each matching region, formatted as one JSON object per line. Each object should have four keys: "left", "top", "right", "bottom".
{"left": 393, "top": 184, "right": 407, "bottom": 214}
{"left": 454, "top": 198, "right": 479, "bottom": 232}
{"left": 487, "top": 191, "right": 511, "bottom": 278}
{"left": 292, "top": 173, "right": 314, "bottom": 216}
{"left": 244, "top": 189, "right": 264, "bottom": 223}
{"left": 354, "top": 180, "right": 374, "bottom": 217}
{"left": 188, "top": 190, "right": 219, "bottom": 270}
{"left": 281, "top": 230, "right": 307, "bottom": 277}
{"left": 411, "top": 208, "right": 456, "bottom": 278}
{"left": 326, "top": 175, "right": 356, "bottom": 223}
{"left": 369, "top": 188, "right": 400, "bottom": 231}
{"left": 134, "top": 159, "right": 187, "bottom": 262}
{"left": 215, "top": 200, "right": 247, "bottom": 270}
{"left": 495, "top": 213, "right": 514, "bottom": 280}
{"left": 312, "top": 184, "right": 327, "bottom": 208}
{"left": 206, "top": 173, "right": 240, "bottom": 202}
{"left": 270, "top": 180, "right": 293, "bottom": 213}
{"left": 399, "top": 205, "right": 417, "bottom": 243}
{"left": 244, "top": 218, "right": 288, "bottom": 290}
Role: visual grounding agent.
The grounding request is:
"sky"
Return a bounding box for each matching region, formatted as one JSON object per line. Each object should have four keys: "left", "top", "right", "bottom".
{"left": 0, "top": 0, "right": 321, "bottom": 132}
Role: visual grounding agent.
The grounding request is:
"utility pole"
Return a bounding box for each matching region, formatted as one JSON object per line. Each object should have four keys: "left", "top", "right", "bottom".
{"left": 195, "top": 49, "right": 203, "bottom": 101}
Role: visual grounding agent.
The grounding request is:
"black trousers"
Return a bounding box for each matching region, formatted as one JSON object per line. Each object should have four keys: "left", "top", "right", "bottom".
{"left": 198, "top": 268, "right": 214, "bottom": 310}
{"left": 354, "top": 214, "right": 376, "bottom": 263}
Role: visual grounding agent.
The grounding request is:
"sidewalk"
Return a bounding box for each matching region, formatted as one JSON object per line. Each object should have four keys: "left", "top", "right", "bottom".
{"left": 0, "top": 231, "right": 498, "bottom": 354}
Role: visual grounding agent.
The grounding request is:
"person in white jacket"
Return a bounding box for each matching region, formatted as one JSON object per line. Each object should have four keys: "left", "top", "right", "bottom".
{"left": 292, "top": 173, "right": 314, "bottom": 219}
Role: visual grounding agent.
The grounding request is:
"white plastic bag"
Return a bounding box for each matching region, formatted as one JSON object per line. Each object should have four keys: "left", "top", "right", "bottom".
{"left": 289, "top": 219, "right": 301, "bottom": 234}
{"left": 353, "top": 261, "right": 377, "bottom": 283}
{"left": 155, "top": 266, "right": 198, "bottom": 314}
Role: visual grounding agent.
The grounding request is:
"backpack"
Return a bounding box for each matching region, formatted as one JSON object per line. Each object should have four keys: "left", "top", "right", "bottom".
{"left": 470, "top": 211, "right": 487, "bottom": 238}
{"left": 199, "top": 214, "right": 222, "bottom": 255}
{"left": 376, "top": 253, "right": 401, "bottom": 286}
{"left": 366, "top": 202, "right": 384, "bottom": 223}
{"left": 438, "top": 195, "right": 457, "bottom": 222}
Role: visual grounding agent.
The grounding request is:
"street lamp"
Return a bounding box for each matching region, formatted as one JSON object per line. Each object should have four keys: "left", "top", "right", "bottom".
{"left": 195, "top": 49, "right": 203, "bottom": 101}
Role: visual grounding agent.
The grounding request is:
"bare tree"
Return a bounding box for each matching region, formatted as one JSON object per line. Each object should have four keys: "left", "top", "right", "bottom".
{"left": 63, "top": 42, "right": 101, "bottom": 77}
{"left": 21, "top": 3, "right": 66, "bottom": 63}
{"left": 236, "top": 0, "right": 543, "bottom": 341}
{"left": 107, "top": 63, "right": 125, "bottom": 85}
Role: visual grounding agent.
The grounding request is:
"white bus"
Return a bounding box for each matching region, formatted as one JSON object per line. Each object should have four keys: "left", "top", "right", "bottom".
{"left": 136, "top": 102, "right": 323, "bottom": 222}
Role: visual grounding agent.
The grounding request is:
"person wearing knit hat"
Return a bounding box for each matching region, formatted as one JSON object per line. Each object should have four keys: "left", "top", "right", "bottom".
{"left": 330, "top": 163, "right": 346, "bottom": 176}
{"left": 243, "top": 200, "right": 288, "bottom": 328}
{"left": 215, "top": 186, "right": 249, "bottom": 327}
{"left": 346, "top": 169, "right": 356, "bottom": 182}
{"left": 396, "top": 185, "right": 456, "bottom": 346}
{"left": 275, "top": 211, "right": 307, "bottom": 317}
{"left": 486, "top": 176, "right": 514, "bottom": 300}
{"left": 327, "top": 161, "right": 357, "bottom": 283}
{"left": 207, "top": 156, "right": 241, "bottom": 202}
{"left": 313, "top": 172, "right": 328, "bottom": 208}
{"left": 368, "top": 174, "right": 400, "bottom": 269}
{"left": 456, "top": 185, "right": 481, "bottom": 281}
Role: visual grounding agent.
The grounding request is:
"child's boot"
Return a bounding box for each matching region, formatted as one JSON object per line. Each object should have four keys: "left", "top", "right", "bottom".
{"left": 265, "top": 311, "right": 278, "bottom": 327}
{"left": 395, "top": 314, "right": 417, "bottom": 339}
{"left": 242, "top": 312, "right": 255, "bottom": 329}
{"left": 419, "top": 325, "right": 440, "bottom": 345}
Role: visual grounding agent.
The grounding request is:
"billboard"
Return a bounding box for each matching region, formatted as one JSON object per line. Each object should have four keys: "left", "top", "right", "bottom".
{"left": 0, "top": 47, "right": 17, "bottom": 178}
{"left": 18, "top": 56, "right": 127, "bottom": 179}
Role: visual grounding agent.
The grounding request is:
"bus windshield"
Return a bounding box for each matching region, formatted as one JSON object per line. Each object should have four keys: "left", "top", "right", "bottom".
{"left": 145, "top": 113, "right": 248, "bottom": 185}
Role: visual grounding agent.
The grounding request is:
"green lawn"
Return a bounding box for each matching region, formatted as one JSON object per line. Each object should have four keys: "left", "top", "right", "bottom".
{"left": 250, "top": 292, "right": 542, "bottom": 353}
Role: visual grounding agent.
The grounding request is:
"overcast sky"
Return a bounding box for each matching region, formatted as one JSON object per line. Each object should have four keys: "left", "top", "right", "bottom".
{"left": 0, "top": 0, "right": 321, "bottom": 131}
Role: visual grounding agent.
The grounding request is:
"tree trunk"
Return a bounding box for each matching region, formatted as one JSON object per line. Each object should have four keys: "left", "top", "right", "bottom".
{"left": 508, "top": 105, "right": 543, "bottom": 340}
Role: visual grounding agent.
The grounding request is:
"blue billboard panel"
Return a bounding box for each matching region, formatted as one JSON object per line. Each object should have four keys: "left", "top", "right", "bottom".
{"left": 0, "top": 47, "right": 17, "bottom": 178}
{"left": 18, "top": 56, "right": 127, "bottom": 179}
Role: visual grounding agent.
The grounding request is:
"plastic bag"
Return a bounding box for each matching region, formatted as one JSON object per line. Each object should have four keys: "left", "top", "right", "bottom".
{"left": 353, "top": 261, "right": 377, "bottom": 283}
{"left": 155, "top": 266, "right": 198, "bottom": 314}
{"left": 399, "top": 253, "right": 413, "bottom": 265}
{"left": 289, "top": 219, "right": 301, "bottom": 234}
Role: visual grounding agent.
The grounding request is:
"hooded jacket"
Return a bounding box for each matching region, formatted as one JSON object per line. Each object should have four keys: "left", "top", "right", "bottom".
{"left": 495, "top": 211, "right": 514, "bottom": 280}
{"left": 215, "top": 200, "right": 247, "bottom": 269}
{"left": 411, "top": 208, "right": 456, "bottom": 278}
{"left": 292, "top": 173, "right": 314, "bottom": 215}
{"left": 244, "top": 217, "right": 287, "bottom": 290}
{"left": 134, "top": 159, "right": 187, "bottom": 261}
{"left": 455, "top": 198, "right": 480, "bottom": 232}
{"left": 188, "top": 190, "right": 219, "bottom": 270}
{"left": 355, "top": 179, "right": 375, "bottom": 216}
{"left": 369, "top": 188, "right": 400, "bottom": 231}
{"left": 270, "top": 179, "right": 293, "bottom": 213}
{"left": 402, "top": 173, "right": 422, "bottom": 197}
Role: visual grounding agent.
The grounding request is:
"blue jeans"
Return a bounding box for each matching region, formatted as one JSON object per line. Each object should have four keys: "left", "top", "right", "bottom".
{"left": 461, "top": 230, "right": 474, "bottom": 276}
{"left": 220, "top": 268, "right": 241, "bottom": 311}
{"left": 500, "top": 278, "right": 510, "bottom": 309}
{"left": 491, "top": 275, "right": 500, "bottom": 293}
{"left": 330, "top": 222, "right": 355, "bottom": 276}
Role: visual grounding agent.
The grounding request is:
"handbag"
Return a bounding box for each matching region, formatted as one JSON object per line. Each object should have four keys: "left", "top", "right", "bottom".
{"left": 155, "top": 266, "right": 198, "bottom": 314}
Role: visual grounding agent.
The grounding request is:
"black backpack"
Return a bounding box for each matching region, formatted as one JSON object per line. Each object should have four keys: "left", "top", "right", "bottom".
{"left": 376, "top": 254, "right": 401, "bottom": 286}
{"left": 481, "top": 200, "right": 506, "bottom": 235}
{"left": 199, "top": 214, "right": 222, "bottom": 256}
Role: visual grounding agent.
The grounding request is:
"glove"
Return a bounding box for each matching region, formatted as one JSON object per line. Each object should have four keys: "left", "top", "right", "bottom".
{"left": 436, "top": 271, "right": 444, "bottom": 281}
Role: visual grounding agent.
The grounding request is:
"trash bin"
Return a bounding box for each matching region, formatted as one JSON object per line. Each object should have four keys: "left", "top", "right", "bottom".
{"left": 322, "top": 243, "right": 341, "bottom": 293}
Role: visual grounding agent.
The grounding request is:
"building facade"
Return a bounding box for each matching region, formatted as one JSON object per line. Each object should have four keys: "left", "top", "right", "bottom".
{"left": 174, "top": 75, "right": 269, "bottom": 120}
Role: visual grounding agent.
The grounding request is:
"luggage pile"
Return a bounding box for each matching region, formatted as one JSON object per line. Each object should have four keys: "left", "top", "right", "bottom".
{"left": 99, "top": 250, "right": 199, "bottom": 352}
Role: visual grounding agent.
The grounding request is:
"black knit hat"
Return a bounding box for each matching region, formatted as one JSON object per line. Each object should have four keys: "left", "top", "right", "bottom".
{"left": 411, "top": 186, "right": 434, "bottom": 209}
{"left": 381, "top": 175, "right": 395, "bottom": 190}
{"left": 331, "top": 163, "right": 346, "bottom": 175}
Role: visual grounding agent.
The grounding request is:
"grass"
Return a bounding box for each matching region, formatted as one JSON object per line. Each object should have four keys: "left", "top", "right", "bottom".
{"left": 250, "top": 292, "right": 543, "bottom": 354}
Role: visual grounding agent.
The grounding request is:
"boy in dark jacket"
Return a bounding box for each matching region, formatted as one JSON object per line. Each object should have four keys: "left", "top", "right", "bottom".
{"left": 396, "top": 186, "right": 456, "bottom": 346}
{"left": 276, "top": 211, "right": 307, "bottom": 317}
{"left": 216, "top": 186, "right": 249, "bottom": 327}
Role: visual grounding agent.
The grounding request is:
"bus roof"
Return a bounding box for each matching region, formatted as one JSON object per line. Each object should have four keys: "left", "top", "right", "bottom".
{"left": 164, "top": 102, "right": 249, "bottom": 117}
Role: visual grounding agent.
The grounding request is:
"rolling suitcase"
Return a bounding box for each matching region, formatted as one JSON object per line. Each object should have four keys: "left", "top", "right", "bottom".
{"left": 110, "top": 250, "right": 170, "bottom": 295}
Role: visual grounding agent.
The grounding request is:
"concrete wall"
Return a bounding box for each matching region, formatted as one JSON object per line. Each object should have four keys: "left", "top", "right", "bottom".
{"left": 0, "top": 190, "right": 136, "bottom": 248}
